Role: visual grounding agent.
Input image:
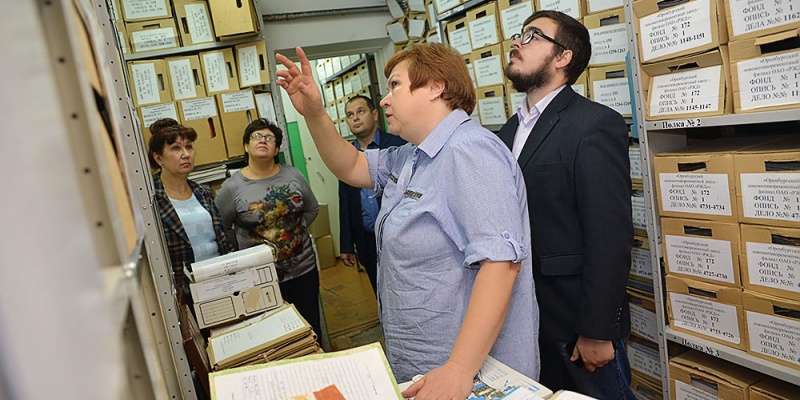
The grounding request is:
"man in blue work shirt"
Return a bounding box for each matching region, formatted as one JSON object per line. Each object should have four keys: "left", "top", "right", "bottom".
{"left": 339, "top": 95, "right": 406, "bottom": 294}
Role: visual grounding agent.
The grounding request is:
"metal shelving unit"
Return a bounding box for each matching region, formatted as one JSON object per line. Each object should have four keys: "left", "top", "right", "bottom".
{"left": 123, "top": 35, "right": 263, "bottom": 61}
{"left": 644, "top": 109, "right": 800, "bottom": 130}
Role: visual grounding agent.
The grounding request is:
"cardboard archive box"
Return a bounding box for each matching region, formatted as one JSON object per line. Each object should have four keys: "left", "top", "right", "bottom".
{"left": 467, "top": 2, "right": 502, "bottom": 50}
{"left": 471, "top": 43, "right": 506, "bottom": 88}
{"left": 177, "top": 97, "right": 228, "bottom": 166}
{"left": 446, "top": 17, "right": 473, "bottom": 55}
{"left": 128, "top": 59, "right": 172, "bottom": 107}
{"left": 633, "top": 184, "right": 647, "bottom": 235}
{"left": 669, "top": 351, "right": 764, "bottom": 400}
{"left": 734, "top": 136, "right": 800, "bottom": 228}
{"left": 127, "top": 18, "right": 179, "bottom": 54}
{"left": 631, "top": 136, "right": 643, "bottom": 184}
{"left": 387, "top": 0, "right": 405, "bottom": 19}
{"left": 235, "top": 41, "right": 270, "bottom": 88}
{"left": 194, "top": 280, "right": 283, "bottom": 329}
{"left": 323, "top": 83, "right": 335, "bottom": 106}
{"left": 308, "top": 203, "right": 331, "bottom": 239}
{"left": 137, "top": 102, "right": 178, "bottom": 146}
{"left": 497, "top": 0, "right": 534, "bottom": 40}
{"left": 315, "top": 235, "right": 336, "bottom": 269}
{"left": 115, "top": 19, "right": 130, "bottom": 55}
{"left": 631, "top": 235, "right": 654, "bottom": 285}
{"left": 173, "top": 0, "right": 215, "bottom": 46}
{"left": 434, "top": 0, "right": 462, "bottom": 14}
{"left": 199, "top": 47, "right": 239, "bottom": 95}
{"left": 254, "top": 92, "right": 277, "bottom": 122}
{"left": 407, "top": 13, "right": 429, "bottom": 39}
{"left": 505, "top": 82, "right": 526, "bottom": 115}
{"left": 386, "top": 17, "right": 409, "bottom": 44}
{"left": 573, "top": 70, "right": 588, "bottom": 98}
{"left": 749, "top": 377, "right": 800, "bottom": 400}
{"left": 666, "top": 275, "right": 746, "bottom": 349}
{"left": 743, "top": 291, "right": 800, "bottom": 370}
{"left": 662, "top": 217, "right": 742, "bottom": 287}
{"left": 118, "top": 0, "right": 171, "bottom": 22}
{"left": 729, "top": 30, "right": 800, "bottom": 114}
{"left": 333, "top": 77, "right": 344, "bottom": 100}
{"left": 216, "top": 89, "right": 257, "bottom": 158}
{"left": 627, "top": 335, "right": 662, "bottom": 386}
{"left": 585, "top": 8, "right": 629, "bottom": 67}
{"left": 653, "top": 136, "right": 778, "bottom": 222}
{"left": 634, "top": 0, "right": 729, "bottom": 64}
{"left": 642, "top": 47, "right": 733, "bottom": 120}
{"left": 165, "top": 55, "right": 206, "bottom": 101}
{"left": 739, "top": 224, "right": 800, "bottom": 301}
{"left": 588, "top": 63, "right": 632, "bottom": 117}
{"left": 464, "top": 55, "right": 478, "bottom": 88}
{"left": 725, "top": 0, "right": 800, "bottom": 41}
{"left": 629, "top": 289, "right": 659, "bottom": 342}
{"left": 208, "top": 0, "right": 261, "bottom": 40}
{"left": 190, "top": 262, "right": 278, "bottom": 303}
{"left": 631, "top": 371, "right": 663, "bottom": 400}
{"left": 476, "top": 85, "right": 508, "bottom": 125}
{"left": 536, "top": 0, "right": 584, "bottom": 19}
{"left": 587, "top": 0, "right": 624, "bottom": 15}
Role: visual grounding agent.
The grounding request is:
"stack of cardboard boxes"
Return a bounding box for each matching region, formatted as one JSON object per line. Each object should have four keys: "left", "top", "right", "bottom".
{"left": 386, "top": 0, "right": 436, "bottom": 51}
{"left": 317, "top": 56, "right": 376, "bottom": 138}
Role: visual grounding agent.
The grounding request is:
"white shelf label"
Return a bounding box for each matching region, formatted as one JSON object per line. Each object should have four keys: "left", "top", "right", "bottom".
{"left": 359, "top": 66, "right": 371, "bottom": 87}
{"left": 130, "top": 63, "right": 160, "bottom": 105}
{"left": 538, "top": 0, "right": 581, "bottom": 19}
{"left": 184, "top": 3, "right": 214, "bottom": 44}
{"left": 729, "top": 0, "right": 799, "bottom": 37}
{"left": 649, "top": 65, "right": 722, "bottom": 116}
{"left": 659, "top": 173, "right": 732, "bottom": 216}
{"left": 589, "top": 24, "right": 629, "bottom": 65}
{"left": 474, "top": 55, "right": 505, "bottom": 87}
{"left": 343, "top": 76, "right": 353, "bottom": 96}
{"left": 746, "top": 311, "right": 800, "bottom": 367}
{"left": 324, "top": 85, "right": 334, "bottom": 103}
{"left": 181, "top": 97, "right": 217, "bottom": 121}
{"left": 221, "top": 91, "right": 255, "bottom": 113}
{"left": 675, "top": 380, "right": 720, "bottom": 400}
{"left": 630, "top": 146, "right": 642, "bottom": 180}
{"left": 324, "top": 61, "right": 333, "bottom": 78}
{"left": 658, "top": 118, "right": 702, "bottom": 129}
{"left": 737, "top": 51, "right": 800, "bottom": 111}
{"left": 631, "top": 247, "right": 653, "bottom": 281}
{"left": 638, "top": 0, "right": 713, "bottom": 62}
{"left": 500, "top": 2, "right": 533, "bottom": 39}
{"left": 741, "top": 173, "right": 800, "bottom": 222}
{"left": 745, "top": 241, "right": 800, "bottom": 294}
{"left": 469, "top": 15, "right": 500, "bottom": 49}
{"left": 238, "top": 45, "right": 262, "bottom": 87}
{"left": 122, "top": 0, "right": 168, "bottom": 20}
{"left": 630, "top": 303, "right": 659, "bottom": 342}
{"left": 352, "top": 74, "right": 363, "bottom": 92}
{"left": 588, "top": 0, "right": 624, "bottom": 13}
{"left": 254, "top": 93, "right": 276, "bottom": 123}
{"left": 202, "top": 51, "right": 230, "bottom": 93}
{"left": 131, "top": 27, "right": 177, "bottom": 52}
{"left": 337, "top": 102, "right": 346, "bottom": 120}
{"left": 592, "top": 77, "right": 632, "bottom": 116}
{"left": 449, "top": 27, "right": 472, "bottom": 55}
{"left": 627, "top": 341, "right": 661, "bottom": 380}
{"left": 665, "top": 234, "right": 735, "bottom": 284}
{"left": 334, "top": 81, "right": 344, "bottom": 99}
{"left": 670, "top": 292, "right": 741, "bottom": 345}
{"left": 140, "top": 102, "right": 177, "bottom": 127}
{"left": 168, "top": 58, "right": 197, "bottom": 100}
{"left": 632, "top": 192, "right": 647, "bottom": 231}
{"left": 435, "top": 0, "right": 461, "bottom": 13}
{"left": 478, "top": 97, "right": 507, "bottom": 125}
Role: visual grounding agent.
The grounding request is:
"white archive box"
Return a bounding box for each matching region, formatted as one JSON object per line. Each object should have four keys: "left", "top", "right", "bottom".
{"left": 190, "top": 262, "right": 278, "bottom": 303}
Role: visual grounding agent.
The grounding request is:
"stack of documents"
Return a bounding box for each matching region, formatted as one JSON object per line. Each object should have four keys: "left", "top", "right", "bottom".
{"left": 207, "top": 303, "right": 321, "bottom": 371}
{"left": 189, "top": 164, "right": 228, "bottom": 184}
{"left": 186, "top": 245, "right": 284, "bottom": 329}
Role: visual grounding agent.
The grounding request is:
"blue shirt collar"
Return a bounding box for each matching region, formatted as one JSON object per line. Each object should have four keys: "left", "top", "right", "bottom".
{"left": 354, "top": 128, "right": 383, "bottom": 150}
{"left": 417, "top": 109, "right": 470, "bottom": 159}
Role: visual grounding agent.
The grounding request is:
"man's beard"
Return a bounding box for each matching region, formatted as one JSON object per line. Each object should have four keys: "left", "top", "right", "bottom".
{"left": 505, "top": 52, "right": 555, "bottom": 93}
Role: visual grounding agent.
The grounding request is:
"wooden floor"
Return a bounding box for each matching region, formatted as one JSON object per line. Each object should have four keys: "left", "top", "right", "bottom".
{"left": 319, "top": 258, "right": 384, "bottom": 351}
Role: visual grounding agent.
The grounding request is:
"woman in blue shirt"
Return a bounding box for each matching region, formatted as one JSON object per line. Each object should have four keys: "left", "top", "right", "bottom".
{"left": 276, "top": 44, "right": 540, "bottom": 400}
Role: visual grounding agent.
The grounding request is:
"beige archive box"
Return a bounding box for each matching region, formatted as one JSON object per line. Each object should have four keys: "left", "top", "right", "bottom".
{"left": 497, "top": 0, "right": 534, "bottom": 40}
{"left": 743, "top": 291, "right": 800, "bottom": 370}
{"left": 165, "top": 55, "right": 206, "bottom": 101}
{"left": 653, "top": 136, "right": 779, "bottom": 222}
{"left": 634, "top": 0, "right": 729, "bottom": 64}
{"left": 471, "top": 43, "right": 507, "bottom": 88}
{"left": 632, "top": 184, "right": 647, "bottom": 235}
{"left": 476, "top": 85, "right": 508, "bottom": 126}
{"left": 199, "top": 47, "right": 239, "bottom": 95}
{"left": 725, "top": 0, "right": 800, "bottom": 41}
{"left": 208, "top": 0, "right": 261, "bottom": 40}
{"left": 127, "top": 18, "right": 179, "bottom": 54}
{"left": 750, "top": 377, "right": 800, "bottom": 400}
{"left": 127, "top": 59, "right": 172, "bottom": 107}
{"left": 536, "top": 0, "right": 584, "bottom": 19}
{"left": 585, "top": 8, "right": 629, "bottom": 67}
{"left": 630, "top": 235, "right": 654, "bottom": 285}
{"left": 642, "top": 47, "right": 733, "bottom": 120}
{"left": 235, "top": 41, "right": 270, "bottom": 88}
{"left": 587, "top": 0, "right": 624, "bottom": 14}
{"left": 323, "top": 83, "right": 335, "bottom": 106}
{"left": 628, "top": 289, "right": 659, "bottom": 342}
{"left": 573, "top": 69, "right": 588, "bottom": 98}
{"left": 669, "top": 351, "right": 764, "bottom": 400}
{"left": 446, "top": 16, "right": 473, "bottom": 55}
{"left": 588, "top": 63, "right": 632, "bottom": 117}
{"left": 505, "top": 82, "right": 526, "bottom": 114}
{"left": 173, "top": 0, "right": 215, "bottom": 46}
{"left": 115, "top": 20, "right": 130, "bottom": 55}
{"left": 467, "top": 2, "right": 502, "bottom": 50}
{"left": 118, "top": 0, "right": 171, "bottom": 22}
{"left": 177, "top": 97, "right": 228, "bottom": 166}
{"left": 387, "top": 17, "right": 409, "bottom": 44}
{"left": 740, "top": 224, "right": 800, "bottom": 301}
{"left": 627, "top": 335, "right": 662, "bottom": 386}
{"left": 631, "top": 371, "right": 663, "bottom": 400}
{"left": 661, "top": 217, "right": 742, "bottom": 287}
{"left": 407, "top": 13, "right": 429, "bottom": 39}
{"left": 434, "top": 0, "right": 462, "bottom": 14}
{"left": 729, "top": 30, "right": 800, "bottom": 114}
{"left": 190, "top": 262, "right": 278, "bottom": 303}
{"left": 136, "top": 102, "right": 178, "bottom": 148}
{"left": 308, "top": 203, "right": 331, "bottom": 239}
{"left": 630, "top": 135, "right": 643, "bottom": 184}
{"left": 216, "top": 89, "right": 257, "bottom": 158}
{"left": 666, "top": 275, "right": 746, "bottom": 349}
{"left": 194, "top": 281, "right": 283, "bottom": 329}
{"left": 734, "top": 136, "right": 800, "bottom": 228}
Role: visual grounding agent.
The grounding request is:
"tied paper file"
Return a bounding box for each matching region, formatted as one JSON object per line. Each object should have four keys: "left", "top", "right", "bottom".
{"left": 187, "top": 244, "right": 274, "bottom": 282}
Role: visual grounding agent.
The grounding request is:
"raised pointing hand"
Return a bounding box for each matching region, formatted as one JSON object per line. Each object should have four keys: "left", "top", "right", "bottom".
{"left": 275, "top": 46, "right": 325, "bottom": 117}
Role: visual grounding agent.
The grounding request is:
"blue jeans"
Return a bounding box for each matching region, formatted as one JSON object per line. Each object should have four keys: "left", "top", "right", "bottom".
{"left": 539, "top": 337, "right": 636, "bottom": 400}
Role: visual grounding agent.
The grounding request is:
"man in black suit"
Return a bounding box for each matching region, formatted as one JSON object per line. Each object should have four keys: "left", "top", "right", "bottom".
{"left": 339, "top": 95, "right": 406, "bottom": 294}
{"left": 500, "top": 10, "right": 635, "bottom": 399}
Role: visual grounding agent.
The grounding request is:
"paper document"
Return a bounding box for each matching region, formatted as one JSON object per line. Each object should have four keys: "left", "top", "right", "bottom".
{"left": 188, "top": 244, "right": 274, "bottom": 282}
{"left": 210, "top": 343, "right": 403, "bottom": 400}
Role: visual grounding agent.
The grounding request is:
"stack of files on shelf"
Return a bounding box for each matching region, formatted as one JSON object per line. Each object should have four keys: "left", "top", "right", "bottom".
{"left": 188, "top": 164, "right": 228, "bottom": 184}
{"left": 186, "top": 244, "right": 283, "bottom": 329}
{"left": 207, "top": 303, "right": 321, "bottom": 371}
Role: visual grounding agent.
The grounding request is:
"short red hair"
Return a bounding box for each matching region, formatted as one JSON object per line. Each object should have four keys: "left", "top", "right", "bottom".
{"left": 384, "top": 43, "right": 475, "bottom": 115}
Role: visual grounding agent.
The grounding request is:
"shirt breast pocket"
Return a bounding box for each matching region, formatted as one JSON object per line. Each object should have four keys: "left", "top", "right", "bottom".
{"left": 389, "top": 190, "right": 420, "bottom": 226}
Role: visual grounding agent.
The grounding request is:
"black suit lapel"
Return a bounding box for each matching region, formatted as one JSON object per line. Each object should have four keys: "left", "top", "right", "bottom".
{"left": 516, "top": 88, "right": 576, "bottom": 169}
{"left": 498, "top": 117, "right": 518, "bottom": 150}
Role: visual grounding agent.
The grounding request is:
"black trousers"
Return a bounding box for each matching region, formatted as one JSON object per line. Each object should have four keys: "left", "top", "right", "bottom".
{"left": 279, "top": 268, "right": 321, "bottom": 337}
{"left": 357, "top": 232, "right": 378, "bottom": 295}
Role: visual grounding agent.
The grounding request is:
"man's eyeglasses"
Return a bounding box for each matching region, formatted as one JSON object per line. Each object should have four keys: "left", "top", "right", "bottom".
{"left": 510, "top": 28, "right": 568, "bottom": 50}
{"left": 250, "top": 132, "right": 277, "bottom": 142}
